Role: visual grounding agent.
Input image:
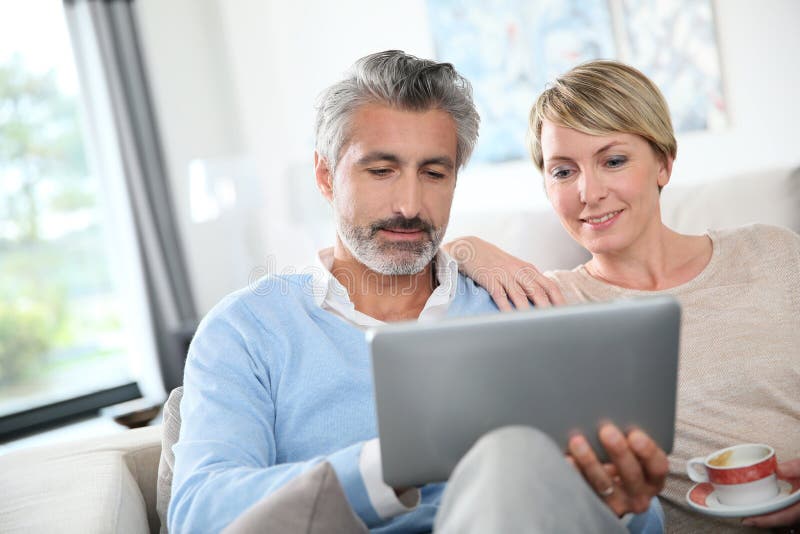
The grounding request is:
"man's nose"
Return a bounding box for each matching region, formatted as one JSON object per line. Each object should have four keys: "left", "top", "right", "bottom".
{"left": 579, "top": 168, "right": 608, "bottom": 205}
{"left": 391, "top": 172, "right": 423, "bottom": 219}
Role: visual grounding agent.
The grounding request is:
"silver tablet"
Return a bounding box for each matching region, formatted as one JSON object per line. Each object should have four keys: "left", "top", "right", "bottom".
{"left": 367, "top": 296, "right": 680, "bottom": 488}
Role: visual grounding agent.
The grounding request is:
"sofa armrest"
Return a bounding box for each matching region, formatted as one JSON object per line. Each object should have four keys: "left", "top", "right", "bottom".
{"left": 0, "top": 425, "right": 162, "bottom": 534}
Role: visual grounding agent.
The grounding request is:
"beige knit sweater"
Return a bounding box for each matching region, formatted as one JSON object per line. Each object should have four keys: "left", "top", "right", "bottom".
{"left": 546, "top": 224, "right": 800, "bottom": 533}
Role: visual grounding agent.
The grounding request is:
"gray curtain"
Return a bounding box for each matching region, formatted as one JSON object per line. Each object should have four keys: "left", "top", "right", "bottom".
{"left": 64, "top": 0, "right": 197, "bottom": 392}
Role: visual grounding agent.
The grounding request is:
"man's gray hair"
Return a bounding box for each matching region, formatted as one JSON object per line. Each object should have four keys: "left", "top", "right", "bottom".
{"left": 315, "top": 50, "right": 480, "bottom": 172}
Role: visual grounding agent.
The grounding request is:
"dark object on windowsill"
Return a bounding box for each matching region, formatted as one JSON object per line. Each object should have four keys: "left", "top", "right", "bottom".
{"left": 112, "top": 405, "right": 162, "bottom": 429}
{"left": 101, "top": 398, "right": 163, "bottom": 429}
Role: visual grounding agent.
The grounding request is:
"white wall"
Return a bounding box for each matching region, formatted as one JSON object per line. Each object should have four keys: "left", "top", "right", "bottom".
{"left": 136, "top": 0, "right": 800, "bottom": 314}
{"left": 135, "top": 0, "right": 246, "bottom": 313}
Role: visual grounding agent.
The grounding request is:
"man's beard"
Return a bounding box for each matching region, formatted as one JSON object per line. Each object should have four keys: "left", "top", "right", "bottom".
{"left": 334, "top": 209, "right": 445, "bottom": 276}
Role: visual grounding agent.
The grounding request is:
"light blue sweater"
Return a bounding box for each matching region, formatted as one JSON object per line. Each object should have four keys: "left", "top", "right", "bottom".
{"left": 168, "top": 272, "right": 663, "bottom": 533}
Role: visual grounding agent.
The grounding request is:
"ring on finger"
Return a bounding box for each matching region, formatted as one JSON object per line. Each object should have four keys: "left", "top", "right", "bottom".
{"left": 598, "top": 486, "right": 614, "bottom": 498}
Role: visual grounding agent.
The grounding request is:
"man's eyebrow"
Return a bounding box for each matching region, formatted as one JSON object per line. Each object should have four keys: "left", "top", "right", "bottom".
{"left": 421, "top": 156, "right": 455, "bottom": 169}
{"left": 355, "top": 152, "right": 455, "bottom": 169}
{"left": 355, "top": 152, "right": 402, "bottom": 166}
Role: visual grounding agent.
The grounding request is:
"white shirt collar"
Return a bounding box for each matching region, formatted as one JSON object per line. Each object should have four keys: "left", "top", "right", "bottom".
{"left": 311, "top": 248, "right": 459, "bottom": 328}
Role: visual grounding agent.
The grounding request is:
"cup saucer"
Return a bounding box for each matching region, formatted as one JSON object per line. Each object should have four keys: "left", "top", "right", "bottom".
{"left": 686, "top": 476, "right": 800, "bottom": 518}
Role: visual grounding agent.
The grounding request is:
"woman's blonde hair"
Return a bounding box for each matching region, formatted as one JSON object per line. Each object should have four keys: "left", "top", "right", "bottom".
{"left": 528, "top": 60, "right": 677, "bottom": 173}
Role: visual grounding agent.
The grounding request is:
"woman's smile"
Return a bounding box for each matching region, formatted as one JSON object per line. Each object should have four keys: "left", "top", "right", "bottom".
{"left": 580, "top": 209, "right": 624, "bottom": 229}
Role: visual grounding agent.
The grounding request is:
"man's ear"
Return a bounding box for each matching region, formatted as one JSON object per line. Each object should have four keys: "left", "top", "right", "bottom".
{"left": 314, "top": 151, "right": 334, "bottom": 203}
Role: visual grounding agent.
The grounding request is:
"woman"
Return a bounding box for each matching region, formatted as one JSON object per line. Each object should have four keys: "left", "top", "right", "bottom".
{"left": 446, "top": 60, "right": 800, "bottom": 532}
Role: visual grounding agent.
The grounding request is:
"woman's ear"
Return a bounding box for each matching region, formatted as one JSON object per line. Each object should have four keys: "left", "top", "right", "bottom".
{"left": 314, "top": 151, "right": 334, "bottom": 203}
{"left": 657, "top": 156, "right": 674, "bottom": 189}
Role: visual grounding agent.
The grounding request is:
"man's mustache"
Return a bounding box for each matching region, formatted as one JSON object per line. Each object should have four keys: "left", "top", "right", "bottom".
{"left": 370, "top": 216, "right": 434, "bottom": 236}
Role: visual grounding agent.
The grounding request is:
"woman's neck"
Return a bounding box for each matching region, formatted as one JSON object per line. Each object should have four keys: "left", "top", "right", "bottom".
{"left": 584, "top": 226, "right": 712, "bottom": 291}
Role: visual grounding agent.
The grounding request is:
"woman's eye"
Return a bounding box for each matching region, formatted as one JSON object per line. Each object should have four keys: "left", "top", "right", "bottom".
{"left": 606, "top": 156, "right": 627, "bottom": 168}
{"left": 551, "top": 168, "right": 573, "bottom": 180}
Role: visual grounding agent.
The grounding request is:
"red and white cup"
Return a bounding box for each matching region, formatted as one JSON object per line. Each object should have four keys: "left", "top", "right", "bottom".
{"left": 687, "top": 444, "right": 779, "bottom": 506}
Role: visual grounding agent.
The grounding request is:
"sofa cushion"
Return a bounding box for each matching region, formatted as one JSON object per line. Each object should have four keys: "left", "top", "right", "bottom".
{"left": 221, "top": 461, "right": 367, "bottom": 534}
{"left": 0, "top": 425, "right": 161, "bottom": 534}
{"left": 661, "top": 166, "right": 800, "bottom": 235}
{"left": 157, "top": 386, "right": 184, "bottom": 534}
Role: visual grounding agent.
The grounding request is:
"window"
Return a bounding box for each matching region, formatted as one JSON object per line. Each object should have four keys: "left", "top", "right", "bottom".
{"left": 0, "top": 0, "right": 154, "bottom": 433}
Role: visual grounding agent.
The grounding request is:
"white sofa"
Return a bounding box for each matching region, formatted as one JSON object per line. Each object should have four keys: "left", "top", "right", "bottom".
{"left": 1, "top": 166, "right": 797, "bottom": 533}
{"left": 0, "top": 425, "right": 162, "bottom": 533}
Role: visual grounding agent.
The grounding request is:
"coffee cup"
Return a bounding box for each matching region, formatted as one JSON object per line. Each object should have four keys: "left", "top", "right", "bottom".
{"left": 687, "top": 444, "right": 779, "bottom": 506}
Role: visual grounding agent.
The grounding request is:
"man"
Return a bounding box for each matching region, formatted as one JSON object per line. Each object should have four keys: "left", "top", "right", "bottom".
{"left": 168, "top": 50, "right": 666, "bottom": 533}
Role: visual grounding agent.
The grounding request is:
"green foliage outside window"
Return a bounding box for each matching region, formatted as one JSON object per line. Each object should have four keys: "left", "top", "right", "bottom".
{"left": 0, "top": 301, "right": 54, "bottom": 386}
{"left": 0, "top": 55, "right": 120, "bottom": 390}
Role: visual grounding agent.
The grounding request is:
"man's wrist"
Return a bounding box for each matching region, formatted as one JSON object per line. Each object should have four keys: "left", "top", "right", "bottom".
{"left": 360, "top": 439, "right": 420, "bottom": 519}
